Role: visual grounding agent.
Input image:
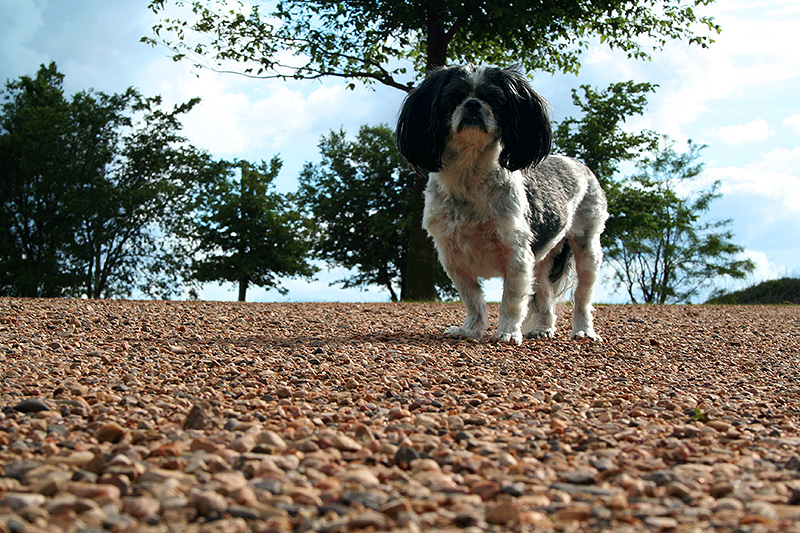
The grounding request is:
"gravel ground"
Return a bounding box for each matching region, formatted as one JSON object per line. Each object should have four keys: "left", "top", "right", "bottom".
{"left": 1, "top": 298, "right": 800, "bottom": 532}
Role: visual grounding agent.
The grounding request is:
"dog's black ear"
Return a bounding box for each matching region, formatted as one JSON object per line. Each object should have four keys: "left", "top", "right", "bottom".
{"left": 493, "top": 67, "right": 552, "bottom": 171}
{"left": 396, "top": 67, "right": 458, "bottom": 174}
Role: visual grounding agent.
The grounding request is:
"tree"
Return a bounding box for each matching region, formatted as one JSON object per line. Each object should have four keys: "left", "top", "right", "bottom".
{"left": 0, "top": 63, "right": 76, "bottom": 296}
{"left": 191, "top": 157, "right": 317, "bottom": 301}
{"left": 605, "top": 140, "right": 755, "bottom": 303}
{"left": 0, "top": 63, "right": 215, "bottom": 298}
{"left": 298, "top": 124, "right": 452, "bottom": 301}
{"left": 553, "top": 82, "right": 660, "bottom": 189}
{"left": 145, "top": 0, "right": 721, "bottom": 300}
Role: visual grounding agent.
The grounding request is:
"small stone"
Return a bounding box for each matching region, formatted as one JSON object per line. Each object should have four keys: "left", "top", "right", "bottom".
{"left": 348, "top": 510, "right": 388, "bottom": 529}
{"left": 94, "top": 422, "right": 126, "bottom": 443}
{"left": 230, "top": 433, "right": 256, "bottom": 453}
{"left": 710, "top": 480, "right": 734, "bottom": 498}
{"left": 606, "top": 492, "right": 628, "bottom": 510}
{"left": 472, "top": 480, "right": 501, "bottom": 501}
{"left": 553, "top": 503, "right": 592, "bottom": 522}
{"left": 14, "top": 398, "right": 52, "bottom": 413}
{"left": 3, "top": 492, "right": 47, "bottom": 511}
{"left": 122, "top": 495, "right": 161, "bottom": 519}
{"left": 32, "top": 469, "right": 71, "bottom": 496}
{"left": 257, "top": 430, "right": 287, "bottom": 450}
{"left": 45, "top": 494, "right": 100, "bottom": 515}
{"left": 287, "top": 486, "right": 322, "bottom": 506}
{"left": 501, "top": 482, "right": 526, "bottom": 497}
{"left": 715, "top": 498, "right": 744, "bottom": 512}
{"left": 745, "top": 501, "right": 778, "bottom": 520}
{"left": 190, "top": 489, "right": 228, "bottom": 517}
{"left": 379, "top": 498, "right": 413, "bottom": 518}
{"left": 410, "top": 458, "right": 440, "bottom": 472}
{"left": 252, "top": 478, "right": 282, "bottom": 495}
{"left": 275, "top": 386, "right": 292, "bottom": 398}
{"left": 592, "top": 457, "right": 615, "bottom": 471}
{"left": 330, "top": 433, "right": 362, "bottom": 452}
{"left": 644, "top": 516, "right": 678, "bottom": 529}
{"left": 559, "top": 468, "right": 598, "bottom": 485}
{"left": 665, "top": 481, "right": 692, "bottom": 499}
{"left": 486, "top": 502, "right": 521, "bottom": 525}
{"left": 394, "top": 446, "right": 423, "bottom": 466}
{"left": 342, "top": 468, "right": 380, "bottom": 487}
{"left": 185, "top": 403, "right": 211, "bottom": 430}
{"left": 785, "top": 455, "right": 800, "bottom": 471}
{"left": 341, "top": 489, "right": 388, "bottom": 510}
{"left": 190, "top": 437, "right": 220, "bottom": 452}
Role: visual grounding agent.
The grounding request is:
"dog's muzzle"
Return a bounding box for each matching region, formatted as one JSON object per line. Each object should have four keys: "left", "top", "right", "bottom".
{"left": 457, "top": 99, "right": 488, "bottom": 132}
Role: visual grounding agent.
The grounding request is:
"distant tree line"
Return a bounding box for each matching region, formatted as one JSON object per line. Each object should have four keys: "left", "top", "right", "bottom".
{"left": 0, "top": 63, "right": 314, "bottom": 301}
{"left": 1, "top": 62, "right": 753, "bottom": 303}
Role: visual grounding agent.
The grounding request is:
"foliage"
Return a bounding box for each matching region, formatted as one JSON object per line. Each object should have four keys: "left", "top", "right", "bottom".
{"left": 191, "top": 157, "right": 317, "bottom": 301}
{"left": 0, "top": 63, "right": 216, "bottom": 298}
{"left": 553, "top": 81, "right": 660, "bottom": 188}
{"left": 145, "top": 0, "right": 720, "bottom": 88}
{"left": 605, "top": 140, "right": 755, "bottom": 304}
{"left": 298, "top": 125, "right": 453, "bottom": 301}
{"left": 706, "top": 277, "right": 800, "bottom": 305}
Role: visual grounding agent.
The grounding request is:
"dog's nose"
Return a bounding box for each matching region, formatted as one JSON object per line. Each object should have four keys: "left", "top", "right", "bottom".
{"left": 463, "top": 99, "right": 482, "bottom": 113}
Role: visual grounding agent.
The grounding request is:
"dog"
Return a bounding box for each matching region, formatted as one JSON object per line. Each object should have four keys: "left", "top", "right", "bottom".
{"left": 396, "top": 65, "right": 608, "bottom": 344}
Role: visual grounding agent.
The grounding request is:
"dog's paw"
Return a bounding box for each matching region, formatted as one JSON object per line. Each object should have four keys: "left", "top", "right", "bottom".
{"left": 572, "top": 329, "right": 603, "bottom": 342}
{"left": 489, "top": 330, "right": 523, "bottom": 345}
{"left": 524, "top": 326, "right": 556, "bottom": 339}
{"left": 444, "top": 326, "right": 483, "bottom": 340}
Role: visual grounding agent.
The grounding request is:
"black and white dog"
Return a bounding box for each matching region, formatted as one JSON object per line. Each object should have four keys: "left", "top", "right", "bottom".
{"left": 396, "top": 65, "right": 608, "bottom": 344}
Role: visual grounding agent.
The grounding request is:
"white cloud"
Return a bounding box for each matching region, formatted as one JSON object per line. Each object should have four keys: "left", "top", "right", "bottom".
{"left": 610, "top": 5, "right": 800, "bottom": 140}
{"left": 705, "top": 147, "right": 800, "bottom": 214}
{"left": 713, "top": 119, "right": 770, "bottom": 146}
{"left": 784, "top": 114, "right": 800, "bottom": 134}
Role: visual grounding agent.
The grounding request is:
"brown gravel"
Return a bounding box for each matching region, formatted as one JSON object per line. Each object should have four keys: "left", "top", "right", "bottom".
{"left": 1, "top": 298, "right": 800, "bottom": 532}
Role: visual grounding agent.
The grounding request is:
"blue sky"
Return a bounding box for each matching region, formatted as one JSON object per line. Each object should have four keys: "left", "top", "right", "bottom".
{"left": 2, "top": 0, "right": 799, "bottom": 303}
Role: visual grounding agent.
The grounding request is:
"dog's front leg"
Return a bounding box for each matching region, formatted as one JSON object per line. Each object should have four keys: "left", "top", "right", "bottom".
{"left": 493, "top": 249, "right": 533, "bottom": 345}
{"left": 446, "top": 274, "right": 489, "bottom": 340}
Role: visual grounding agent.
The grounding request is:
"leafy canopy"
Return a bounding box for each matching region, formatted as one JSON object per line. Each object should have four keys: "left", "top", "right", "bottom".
{"left": 145, "top": 0, "right": 720, "bottom": 90}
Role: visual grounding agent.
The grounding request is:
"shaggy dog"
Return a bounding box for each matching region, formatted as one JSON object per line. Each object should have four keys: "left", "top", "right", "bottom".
{"left": 396, "top": 65, "right": 608, "bottom": 344}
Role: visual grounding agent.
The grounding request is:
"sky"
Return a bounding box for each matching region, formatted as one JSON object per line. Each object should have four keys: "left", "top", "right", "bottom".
{"left": 2, "top": 0, "right": 799, "bottom": 303}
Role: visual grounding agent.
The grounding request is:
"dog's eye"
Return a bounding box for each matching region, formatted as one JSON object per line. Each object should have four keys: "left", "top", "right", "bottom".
{"left": 476, "top": 86, "right": 506, "bottom": 107}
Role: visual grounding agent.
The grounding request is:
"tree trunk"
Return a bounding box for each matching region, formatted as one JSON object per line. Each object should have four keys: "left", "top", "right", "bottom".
{"left": 401, "top": 3, "right": 449, "bottom": 301}
{"left": 238, "top": 276, "right": 248, "bottom": 302}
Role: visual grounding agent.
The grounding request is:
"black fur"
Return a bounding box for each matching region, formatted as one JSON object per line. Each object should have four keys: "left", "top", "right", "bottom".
{"left": 396, "top": 66, "right": 552, "bottom": 174}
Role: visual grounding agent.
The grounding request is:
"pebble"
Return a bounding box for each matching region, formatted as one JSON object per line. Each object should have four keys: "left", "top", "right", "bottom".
{"left": 13, "top": 398, "right": 52, "bottom": 413}
{"left": 257, "top": 429, "right": 287, "bottom": 450}
{"left": 93, "top": 422, "right": 126, "bottom": 443}
{"left": 485, "top": 502, "right": 521, "bottom": 525}
{"left": 341, "top": 468, "right": 381, "bottom": 487}
{"left": 122, "top": 495, "right": 161, "bottom": 518}
{"left": 189, "top": 489, "right": 228, "bottom": 517}
{"left": 3, "top": 492, "right": 47, "bottom": 511}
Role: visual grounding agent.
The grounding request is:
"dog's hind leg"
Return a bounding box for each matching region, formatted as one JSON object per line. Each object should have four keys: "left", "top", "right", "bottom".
{"left": 569, "top": 233, "right": 603, "bottom": 341}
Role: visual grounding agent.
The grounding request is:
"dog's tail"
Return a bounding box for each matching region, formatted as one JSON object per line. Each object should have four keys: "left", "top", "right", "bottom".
{"left": 549, "top": 240, "right": 575, "bottom": 300}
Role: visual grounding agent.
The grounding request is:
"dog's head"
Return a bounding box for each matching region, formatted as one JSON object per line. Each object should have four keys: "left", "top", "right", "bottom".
{"left": 396, "top": 65, "right": 552, "bottom": 174}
